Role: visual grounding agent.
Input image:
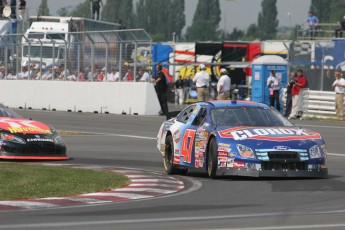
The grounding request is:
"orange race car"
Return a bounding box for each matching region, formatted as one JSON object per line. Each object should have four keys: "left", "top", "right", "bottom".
{"left": 0, "top": 104, "right": 68, "bottom": 160}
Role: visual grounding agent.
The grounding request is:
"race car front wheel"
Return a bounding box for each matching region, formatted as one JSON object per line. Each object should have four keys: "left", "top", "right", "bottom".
{"left": 164, "top": 135, "right": 188, "bottom": 175}
{"left": 207, "top": 138, "right": 218, "bottom": 179}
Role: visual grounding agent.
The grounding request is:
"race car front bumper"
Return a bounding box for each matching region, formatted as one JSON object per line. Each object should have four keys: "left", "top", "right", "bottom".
{"left": 216, "top": 167, "right": 328, "bottom": 178}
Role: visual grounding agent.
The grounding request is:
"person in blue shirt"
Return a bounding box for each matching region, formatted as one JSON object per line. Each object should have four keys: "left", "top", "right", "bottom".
{"left": 305, "top": 11, "right": 319, "bottom": 40}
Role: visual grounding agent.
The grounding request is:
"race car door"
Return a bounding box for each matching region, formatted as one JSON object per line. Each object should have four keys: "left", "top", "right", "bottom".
{"left": 172, "top": 104, "right": 206, "bottom": 168}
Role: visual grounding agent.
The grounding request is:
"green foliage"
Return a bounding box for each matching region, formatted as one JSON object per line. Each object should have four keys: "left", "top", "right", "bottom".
{"left": 329, "top": 0, "right": 345, "bottom": 22}
{"left": 69, "top": 0, "right": 91, "bottom": 18}
{"left": 186, "top": 0, "right": 221, "bottom": 41}
{"left": 309, "top": 0, "right": 331, "bottom": 23}
{"left": 257, "top": 0, "right": 279, "bottom": 40}
{"left": 57, "top": 7, "right": 69, "bottom": 17}
{"left": 38, "top": 0, "right": 50, "bottom": 16}
{"left": 102, "top": 0, "right": 134, "bottom": 27}
{"left": 186, "top": 19, "right": 220, "bottom": 41}
{"left": 132, "top": 0, "right": 185, "bottom": 42}
{"left": 245, "top": 23, "right": 259, "bottom": 40}
{"left": 223, "top": 27, "right": 245, "bottom": 41}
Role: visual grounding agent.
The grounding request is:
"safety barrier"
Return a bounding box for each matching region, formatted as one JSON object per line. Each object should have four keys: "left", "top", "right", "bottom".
{"left": 302, "top": 89, "right": 344, "bottom": 119}
{"left": 0, "top": 81, "right": 161, "bottom": 116}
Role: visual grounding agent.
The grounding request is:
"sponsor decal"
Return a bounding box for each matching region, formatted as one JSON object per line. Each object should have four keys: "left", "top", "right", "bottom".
{"left": 195, "top": 149, "right": 205, "bottom": 168}
{"left": 218, "top": 127, "right": 322, "bottom": 141}
{"left": 27, "top": 138, "right": 54, "bottom": 143}
{"left": 199, "top": 141, "right": 205, "bottom": 149}
{"left": 233, "top": 161, "right": 245, "bottom": 168}
{"left": 0, "top": 118, "right": 52, "bottom": 134}
{"left": 218, "top": 161, "right": 227, "bottom": 167}
{"left": 173, "top": 130, "right": 181, "bottom": 143}
{"left": 218, "top": 147, "right": 231, "bottom": 152}
{"left": 218, "top": 151, "right": 228, "bottom": 156}
{"left": 218, "top": 156, "right": 227, "bottom": 162}
{"left": 218, "top": 142, "right": 230, "bottom": 147}
{"left": 174, "top": 149, "right": 180, "bottom": 156}
{"left": 173, "top": 156, "right": 180, "bottom": 165}
{"left": 218, "top": 156, "right": 227, "bottom": 168}
{"left": 273, "top": 146, "right": 290, "bottom": 151}
{"left": 195, "top": 160, "right": 203, "bottom": 168}
{"left": 228, "top": 152, "right": 236, "bottom": 157}
{"left": 227, "top": 158, "right": 234, "bottom": 167}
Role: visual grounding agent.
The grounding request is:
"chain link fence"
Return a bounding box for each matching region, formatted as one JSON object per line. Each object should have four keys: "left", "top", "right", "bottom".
{"left": 289, "top": 40, "right": 337, "bottom": 92}
{"left": 0, "top": 29, "right": 152, "bottom": 82}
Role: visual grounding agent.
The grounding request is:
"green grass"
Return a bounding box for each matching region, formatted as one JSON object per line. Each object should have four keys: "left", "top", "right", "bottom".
{"left": 0, "top": 163, "right": 129, "bottom": 201}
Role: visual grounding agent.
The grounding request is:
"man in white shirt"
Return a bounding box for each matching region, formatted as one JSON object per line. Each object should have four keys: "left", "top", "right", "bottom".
{"left": 217, "top": 68, "right": 231, "bottom": 100}
{"left": 193, "top": 64, "right": 210, "bottom": 101}
{"left": 332, "top": 70, "right": 345, "bottom": 121}
{"left": 139, "top": 69, "right": 150, "bottom": 82}
{"left": 57, "top": 64, "right": 70, "bottom": 80}
{"left": 107, "top": 67, "right": 120, "bottom": 82}
{"left": 6, "top": 69, "right": 17, "bottom": 80}
{"left": 42, "top": 68, "right": 54, "bottom": 80}
{"left": 18, "top": 66, "right": 29, "bottom": 79}
{"left": 267, "top": 70, "right": 281, "bottom": 111}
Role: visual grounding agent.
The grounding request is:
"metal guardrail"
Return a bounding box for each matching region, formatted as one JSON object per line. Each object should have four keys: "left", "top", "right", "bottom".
{"left": 297, "top": 23, "right": 339, "bottom": 40}
{"left": 302, "top": 90, "right": 344, "bottom": 119}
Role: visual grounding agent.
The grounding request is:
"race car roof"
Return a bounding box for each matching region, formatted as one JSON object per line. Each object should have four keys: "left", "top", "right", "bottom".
{"left": 207, "top": 100, "right": 269, "bottom": 108}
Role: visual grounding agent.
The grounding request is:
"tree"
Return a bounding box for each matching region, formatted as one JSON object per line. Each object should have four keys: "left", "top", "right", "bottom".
{"left": 102, "top": 0, "right": 134, "bottom": 28}
{"left": 257, "top": 0, "right": 279, "bottom": 40}
{"left": 245, "top": 23, "right": 259, "bottom": 40}
{"left": 38, "top": 0, "right": 50, "bottom": 16}
{"left": 69, "top": 0, "right": 91, "bottom": 18}
{"left": 57, "top": 7, "right": 69, "bottom": 17}
{"left": 186, "top": 0, "right": 221, "bottom": 41}
{"left": 329, "top": 0, "right": 345, "bottom": 22}
{"left": 225, "top": 27, "right": 245, "bottom": 41}
{"left": 167, "top": 0, "right": 185, "bottom": 41}
{"left": 131, "top": 0, "right": 185, "bottom": 42}
{"left": 309, "top": 0, "right": 331, "bottom": 23}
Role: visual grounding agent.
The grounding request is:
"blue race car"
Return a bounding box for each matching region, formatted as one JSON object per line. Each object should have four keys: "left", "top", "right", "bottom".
{"left": 157, "top": 100, "right": 328, "bottom": 178}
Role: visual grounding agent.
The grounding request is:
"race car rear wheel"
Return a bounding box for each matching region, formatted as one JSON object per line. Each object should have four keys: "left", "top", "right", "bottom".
{"left": 164, "top": 135, "right": 188, "bottom": 175}
{"left": 207, "top": 138, "right": 218, "bottom": 179}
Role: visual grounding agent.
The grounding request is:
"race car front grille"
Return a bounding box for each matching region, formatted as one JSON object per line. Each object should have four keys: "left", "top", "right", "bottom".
{"left": 261, "top": 161, "right": 308, "bottom": 171}
{"left": 3, "top": 142, "right": 65, "bottom": 156}
{"left": 268, "top": 151, "right": 299, "bottom": 162}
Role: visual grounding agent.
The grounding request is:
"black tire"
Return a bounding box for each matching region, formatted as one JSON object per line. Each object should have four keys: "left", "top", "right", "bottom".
{"left": 163, "top": 135, "right": 188, "bottom": 175}
{"left": 207, "top": 138, "right": 218, "bottom": 179}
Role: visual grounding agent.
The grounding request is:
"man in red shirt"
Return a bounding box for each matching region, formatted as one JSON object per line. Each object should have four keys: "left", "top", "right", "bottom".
{"left": 288, "top": 69, "right": 307, "bottom": 119}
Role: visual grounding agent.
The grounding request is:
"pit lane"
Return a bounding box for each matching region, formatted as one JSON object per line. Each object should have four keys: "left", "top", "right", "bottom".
{"left": 0, "top": 109, "right": 344, "bottom": 230}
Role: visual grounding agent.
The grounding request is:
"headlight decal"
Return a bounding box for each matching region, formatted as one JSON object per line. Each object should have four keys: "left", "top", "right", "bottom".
{"left": 309, "top": 145, "right": 321, "bottom": 159}
{"left": 0, "top": 133, "right": 26, "bottom": 144}
{"left": 236, "top": 144, "right": 255, "bottom": 159}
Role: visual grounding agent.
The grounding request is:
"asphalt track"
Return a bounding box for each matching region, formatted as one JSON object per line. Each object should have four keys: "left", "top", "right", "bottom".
{"left": 0, "top": 109, "right": 345, "bottom": 230}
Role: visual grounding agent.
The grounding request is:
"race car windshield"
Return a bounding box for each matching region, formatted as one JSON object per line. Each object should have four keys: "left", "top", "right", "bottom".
{"left": 211, "top": 107, "right": 293, "bottom": 127}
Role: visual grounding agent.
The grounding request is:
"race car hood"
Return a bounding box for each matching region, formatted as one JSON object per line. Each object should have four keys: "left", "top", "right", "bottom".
{"left": 216, "top": 126, "right": 323, "bottom": 148}
{"left": 0, "top": 117, "right": 52, "bottom": 135}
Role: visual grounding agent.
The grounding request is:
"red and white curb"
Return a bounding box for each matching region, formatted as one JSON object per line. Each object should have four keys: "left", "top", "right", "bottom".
{"left": 0, "top": 165, "right": 184, "bottom": 212}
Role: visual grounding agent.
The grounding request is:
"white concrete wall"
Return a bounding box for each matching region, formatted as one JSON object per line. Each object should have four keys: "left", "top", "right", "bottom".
{"left": 1, "top": 81, "right": 161, "bottom": 115}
